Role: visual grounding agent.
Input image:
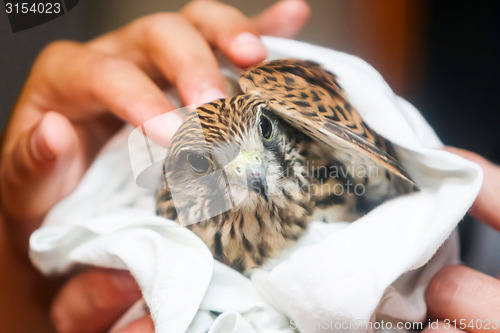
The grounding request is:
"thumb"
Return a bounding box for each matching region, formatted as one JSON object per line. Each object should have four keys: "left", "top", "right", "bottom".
{"left": 1, "top": 111, "right": 83, "bottom": 251}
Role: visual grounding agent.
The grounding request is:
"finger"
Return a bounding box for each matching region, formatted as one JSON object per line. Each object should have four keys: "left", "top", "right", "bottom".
{"left": 91, "top": 13, "right": 227, "bottom": 107}
{"left": 252, "top": 0, "right": 310, "bottom": 38}
{"left": 445, "top": 147, "right": 500, "bottom": 230}
{"left": 51, "top": 269, "right": 141, "bottom": 333}
{"left": 89, "top": 58, "right": 178, "bottom": 127}
{"left": 423, "top": 321, "right": 467, "bottom": 333}
{"left": 425, "top": 265, "right": 500, "bottom": 333}
{"left": 35, "top": 41, "right": 180, "bottom": 127}
{"left": 115, "top": 314, "right": 154, "bottom": 333}
{"left": 0, "top": 112, "right": 83, "bottom": 248}
{"left": 17, "top": 41, "right": 177, "bottom": 132}
{"left": 181, "top": 1, "right": 268, "bottom": 68}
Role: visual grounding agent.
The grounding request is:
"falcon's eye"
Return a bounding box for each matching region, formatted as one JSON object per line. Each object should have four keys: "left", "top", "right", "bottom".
{"left": 259, "top": 114, "right": 273, "bottom": 140}
{"left": 187, "top": 154, "right": 212, "bottom": 175}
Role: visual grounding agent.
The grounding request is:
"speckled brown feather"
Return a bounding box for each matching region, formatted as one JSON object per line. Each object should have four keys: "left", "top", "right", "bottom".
{"left": 239, "top": 59, "right": 415, "bottom": 187}
{"left": 157, "top": 95, "right": 322, "bottom": 271}
{"left": 156, "top": 59, "right": 417, "bottom": 273}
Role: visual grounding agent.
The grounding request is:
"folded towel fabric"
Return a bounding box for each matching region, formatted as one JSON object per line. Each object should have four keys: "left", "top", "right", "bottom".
{"left": 29, "top": 37, "right": 483, "bottom": 333}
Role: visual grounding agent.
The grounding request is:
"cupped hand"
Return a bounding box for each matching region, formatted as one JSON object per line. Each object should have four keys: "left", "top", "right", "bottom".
{"left": 0, "top": 1, "right": 310, "bottom": 332}
{"left": 423, "top": 147, "right": 500, "bottom": 333}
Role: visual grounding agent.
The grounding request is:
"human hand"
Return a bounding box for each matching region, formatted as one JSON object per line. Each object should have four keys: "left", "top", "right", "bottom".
{"left": 0, "top": 1, "right": 310, "bottom": 332}
{"left": 424, "top": 147, "right": 500, "bottom": 333}
{"left": 0, "top": 0, "right": 309, "bottom": 254}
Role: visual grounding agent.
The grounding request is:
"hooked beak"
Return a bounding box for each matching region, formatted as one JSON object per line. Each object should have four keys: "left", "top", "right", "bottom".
{"left": 246, "top": 164, "right": 268, "bottom": 200}
{"left": 227, "top": 150, "right": 268, "bottom": 200}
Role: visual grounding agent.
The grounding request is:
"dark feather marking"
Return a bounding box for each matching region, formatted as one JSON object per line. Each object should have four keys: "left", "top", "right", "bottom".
{"left": 296, "top": 177, "right": 303, "bottom": 188}
{"left": 292, "top": 100, "right": 311, "bottom": 108}
{"left": 198, "top": 106, "right": 218, "bottom": 115}
{"left": 158, "top": 190, "right": 172, "bottom": 201}
{"left": 284, "top": 76, "right": 295, "bottom": 85}
{"left": 242, "top": 234, "right": 253, "bottom": 251}
{"left": 311, "top": 90, "right": 321, "bottom": 101}
{"left": 266, "top": 75, "right": 277, "bottom": 82}
{"left": 253, "top": 253, "right": 264, "bottom": 266}
{"left": 256, "top": 213, "right": 264, "bottom": 230}
{"left": 166, "top": 206, "right": 178, "bottom": 220}
{"left": 315, "top": 194, "right": 345, "bottom": 207}
{"left": 198, "top": 115, "right": 216, "bottom": 124}
{"left": 304, "top": 111, "right": 318, "bottom": 117}
{"left": 238, "top": 214, "right": 244, "bottom": 229}
{"left": 296, "top": 220, "right": 307, "bottom": 230}
{"left": 230, "top": 222, "right": 236, "bottom": 238}
{"left": 214, "top": 231, "right": 223, "bottom": 259}
{"left": 282, "top": 188, "right": 292, "bottom": 200}
{"left": 257, "top": 242, "right": 267, "bottom": 260}
{"left": 259, "top": 67, "right": 274, "bottom": 75}
{"left": 231, "top": 256, "right": 246, "bottom": 272}
{"left": 269, "top": 206, "right": 275, "bottom": 219}
{"left": 335, "top": 105, "right": 347, "bottom": 119}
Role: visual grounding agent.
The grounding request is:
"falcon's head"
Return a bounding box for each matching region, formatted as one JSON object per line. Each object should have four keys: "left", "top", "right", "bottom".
{"left": 162, "top": 95, "right": 308, "bottom": 226}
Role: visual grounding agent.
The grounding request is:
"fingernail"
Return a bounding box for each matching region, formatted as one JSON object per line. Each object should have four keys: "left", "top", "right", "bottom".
{"left": 31, "top": 119, "right": 55, "bottom": 161}
{"left": 162, "top": 109, "right": 185, "bottom": 135}
{"left": 196, "top": 87, "right": 226, "bottom": 106}
{"left": 142, "top": 109, "right": 185, "bottom": 147}
{"left": 231, "top": 32, "right": 268, "bottom": 59}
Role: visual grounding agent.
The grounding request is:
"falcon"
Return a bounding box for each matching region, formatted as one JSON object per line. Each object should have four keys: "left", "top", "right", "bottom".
{"left": 156, "top": 59, "right": 417, "bottom": 273}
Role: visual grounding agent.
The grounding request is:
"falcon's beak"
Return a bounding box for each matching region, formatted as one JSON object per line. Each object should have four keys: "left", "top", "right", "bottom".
{"left": 227, "top": 150, "right": 268, "bottom": 200}
{"left": 246, "top": 164, "right": 268, "bottom": 200}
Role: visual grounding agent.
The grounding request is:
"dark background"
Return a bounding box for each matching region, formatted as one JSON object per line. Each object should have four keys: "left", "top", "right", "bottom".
{"left": 1, "top": 0, "right": 499, "bottom": 274}
{"left": 414, "top": 1, "right": 500, "bottom": 164}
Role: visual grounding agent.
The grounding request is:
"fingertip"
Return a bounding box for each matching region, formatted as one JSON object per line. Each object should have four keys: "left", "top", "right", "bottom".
{"left": 31, "top": 116, "right": 56, "bottom": 162}
{"left": 229, "top": 32, "right": 268, "bottom": 68}
{"left": 141, "top": 108, "right": 186, "bottom": 147}
{"left": 51, "top": 269, "right": 142, "bottom": 333}
{"left": 254, "top": 0, "right": 310, "bottom": 39}
{"left": 425, "top": 265, "right": 464, "bottom": 313}
{"left": 277, "top": 0, "right": 311, "bottom": 27}
{"left": 425, "top": 264, "right": 500, "bottom": 321}
{"left": 35, "top": 112, "right": 79, "bottom": 165}
{"left": 195, "top": 87, "right": 226, "bottom": 106}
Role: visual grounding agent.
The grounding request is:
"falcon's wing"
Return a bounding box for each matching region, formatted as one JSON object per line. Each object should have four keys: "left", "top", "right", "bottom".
{"left": 239, "top": 59, "right": 416, "bottom": 188}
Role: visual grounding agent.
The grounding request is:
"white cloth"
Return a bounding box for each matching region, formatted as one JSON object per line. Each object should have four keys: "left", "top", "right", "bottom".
{"left": 29, "top": 37, "right": 483, "bottom": 333}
